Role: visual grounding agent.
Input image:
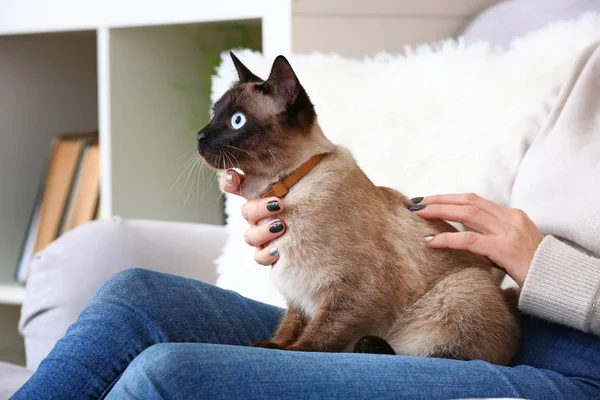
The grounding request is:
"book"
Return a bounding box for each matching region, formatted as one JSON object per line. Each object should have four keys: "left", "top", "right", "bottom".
{"left": 33, "top": 139, "right": 87, "bottom": 253}
{"left": 59, "top": 143, "right": 100, "bottom": 234}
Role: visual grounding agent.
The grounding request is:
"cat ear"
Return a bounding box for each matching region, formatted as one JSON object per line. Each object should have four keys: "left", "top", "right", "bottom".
{"left": 230, "top": 52, "right": 261, "bottom": 83}
{"left": 266, "top": 55, "right": 300, "bottom": 106}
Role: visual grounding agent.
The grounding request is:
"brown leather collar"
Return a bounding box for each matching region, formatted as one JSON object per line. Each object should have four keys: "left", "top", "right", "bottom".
{"left": 261, "top": 153, "right": 326, "bottom": 198}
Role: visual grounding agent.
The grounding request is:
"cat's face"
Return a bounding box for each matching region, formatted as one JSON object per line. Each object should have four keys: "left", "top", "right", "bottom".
{"left": 196, "top": 53, "right": 316, "bottom": 175}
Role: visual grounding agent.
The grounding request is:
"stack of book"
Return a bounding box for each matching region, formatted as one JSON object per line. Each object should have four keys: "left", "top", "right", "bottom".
{"left": 16, "top": 132, "right": 101, "bottom": 283}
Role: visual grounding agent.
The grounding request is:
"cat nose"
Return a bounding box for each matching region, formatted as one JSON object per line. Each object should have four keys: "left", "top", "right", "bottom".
{"left": 197, "top": 130, "right": 208, "bottom": 144}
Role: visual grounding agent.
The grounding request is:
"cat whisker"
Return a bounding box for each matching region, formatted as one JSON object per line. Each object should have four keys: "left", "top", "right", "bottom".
{"left": 221, "top": 151, "right": 229, "bottom": 168}
{"left": 214, "top": 152, "right": 228, "bottom": 205}
{"left": 224, "top": 150, "right": 241, "bottom": 171}
{"left": 224, "top": 154, "right": 229, "bottom": 171}
{"left": 169, "top": 156, "right": 197, "bottom": 192}
{"left": 223, "top": 144, "right": 259, "bottom": 161}
{"left": 183, "top": 158, "right": 201, "bottom": 208}
{"left": 205, "top": 156, "right": 219, "bottom": 194}
{"left": 178, "top": 149, "right": 197, "bottom": 160}
{"left": 224, "top": 152, "right": 232, "bottom": 170}
{"left": 215, "top": 186, "right": 226, "bottom": 205}
{"left": 195, "top": 156, "right": 208, "bottom": 203}
{"left": 182, "top": 156, "right": 199, "bottom": 192}
{"left": 196, "top": 155, "right": 201, "bottom": 203}
{"left": 176, "top": 155, "right": 197, "bottom": 171}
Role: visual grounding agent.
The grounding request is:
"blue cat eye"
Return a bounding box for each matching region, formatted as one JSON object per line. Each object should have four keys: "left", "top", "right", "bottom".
{"left": 231, "top": 112, "right": 246, "bottom": 129}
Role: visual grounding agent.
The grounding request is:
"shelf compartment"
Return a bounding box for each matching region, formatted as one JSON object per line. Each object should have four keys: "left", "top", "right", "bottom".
{"left": 0, "top": 31, "right": 98, "bottom": 285}
{"left": 0, "top": 282, "right": 26, "bottom": 306}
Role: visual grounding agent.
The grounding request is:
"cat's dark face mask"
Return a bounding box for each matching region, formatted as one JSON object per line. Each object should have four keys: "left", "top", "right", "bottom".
{"left": 196, "top": 52, "right": 316, "bottom": 174}
{"left": 196, "top": 83, "right": 270, "bottom": 168}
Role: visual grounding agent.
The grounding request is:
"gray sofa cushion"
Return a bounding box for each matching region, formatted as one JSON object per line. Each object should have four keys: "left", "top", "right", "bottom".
{"left": 19, "top": 218, "right": 227, "bottom": 371}
{"left": 0, "top": 361, "right": 33, "bottom": 399}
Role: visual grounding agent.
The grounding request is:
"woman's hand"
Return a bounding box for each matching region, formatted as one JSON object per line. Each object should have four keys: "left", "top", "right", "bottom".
{"left": 409, "top": 193, "right": 544, "bottom": 286}
{"left": 220, "top": 170, "right": 285, "bottom": 266}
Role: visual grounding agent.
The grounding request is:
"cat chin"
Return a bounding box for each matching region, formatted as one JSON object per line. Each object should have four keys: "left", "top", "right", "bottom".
{"left": 197, "top": 151, "right": 231, "bottom": 171}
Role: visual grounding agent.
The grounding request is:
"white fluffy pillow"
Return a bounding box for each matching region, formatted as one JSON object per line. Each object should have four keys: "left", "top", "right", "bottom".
{"left": 213, "top": 14, "right": 600, "bottom": 308}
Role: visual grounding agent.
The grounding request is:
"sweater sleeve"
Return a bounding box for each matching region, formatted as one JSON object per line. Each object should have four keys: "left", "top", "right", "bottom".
{"left": 519, "top": 236, "right": 600, "bottom": 335}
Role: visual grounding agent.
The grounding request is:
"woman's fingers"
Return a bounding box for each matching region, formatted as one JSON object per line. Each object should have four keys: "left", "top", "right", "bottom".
{"left": 425, "top": 231, "right": 495, "bottom": 258}
{"left": 224, "top": 172, "right": 284, "bottom": 267}
{"left": 244, "top": 220, "right": 286, "bottom": 247}
{"left": 411, "top": 204, "right": 504, "bottom": 235}
{"left": 254, "top": 244, "right": 280, "bottom": 266}
{"left": 220, "top": 169, "right": 245, "bottom": 195}
{"left": 418, "top": 193, "right": 507, "bottom": 220}
{"left": 241, "top": 197, "right": 283, "bottom": 225}
{"left": 219, "top": 168, "right": 285, "bottom": 268}
{"left": 414, "top": 193, "right": 545, "bottom": 287}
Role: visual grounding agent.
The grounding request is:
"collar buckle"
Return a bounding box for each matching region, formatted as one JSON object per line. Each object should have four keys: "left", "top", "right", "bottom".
{"left": 271, "top": 182, "right": 289, "bottom": 198}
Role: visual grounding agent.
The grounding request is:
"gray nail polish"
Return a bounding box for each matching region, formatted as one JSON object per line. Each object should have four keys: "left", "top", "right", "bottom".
{"left": 269, "top": 221, "right": 284, "bottom": 233}
{"left": 225, "top": 171, "right": 233, "bottom": 185}
{"left": 424, "top": 235, "right": 434, "bottom": 242}
{"left": 269, "top": 247, "right": 280, "bottom": 257}
{"left": 267, "top": 201, "right": 280, "bottom": 212}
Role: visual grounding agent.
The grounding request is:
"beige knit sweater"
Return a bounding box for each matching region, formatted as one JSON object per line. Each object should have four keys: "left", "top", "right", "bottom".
{"left": 482, "top": 41, "right": 600, "bottom": 336}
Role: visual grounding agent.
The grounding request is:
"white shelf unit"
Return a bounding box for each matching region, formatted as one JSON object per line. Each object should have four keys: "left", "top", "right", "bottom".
{"left": 0, "top": 283, "right": 26, "bottom": 306}
{"left": 0, "top": 0, "right": 292, "bottom": 305}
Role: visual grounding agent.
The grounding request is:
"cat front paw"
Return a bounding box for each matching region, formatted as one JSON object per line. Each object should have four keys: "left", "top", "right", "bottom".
{"left": 251, "top": 340, "right": 284, "bottom": 350}
{"left": 285, "top": 343, "right": 316, "bottom": 352}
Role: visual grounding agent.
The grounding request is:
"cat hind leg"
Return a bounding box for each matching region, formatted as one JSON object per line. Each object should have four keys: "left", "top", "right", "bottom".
{"left": 385, "top": 268, "right": 519, "bottom": 365}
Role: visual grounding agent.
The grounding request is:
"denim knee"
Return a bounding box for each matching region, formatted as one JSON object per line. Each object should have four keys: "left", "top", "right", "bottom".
{"left": 106, "top": 343, "right": 189, "bottom": 399}
{"left": 93, "top": 268, "right": 163, "bottom": 303}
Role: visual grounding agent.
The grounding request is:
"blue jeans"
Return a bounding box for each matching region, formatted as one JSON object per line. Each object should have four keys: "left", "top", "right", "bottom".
{"left": 12, "top": 268, "right": 600, "bottom": 399}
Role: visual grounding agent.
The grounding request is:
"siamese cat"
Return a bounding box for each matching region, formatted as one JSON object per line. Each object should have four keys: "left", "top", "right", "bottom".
{"left": 196, "top": 53, "right": 519, "bottom": 365}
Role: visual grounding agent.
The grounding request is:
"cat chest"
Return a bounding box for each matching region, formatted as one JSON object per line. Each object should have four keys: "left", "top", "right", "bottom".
{"left": 270, "top": 257, "right": 323, "bottom": 318}
{"left": 267, "top": 201, "right": 332, "bottom": 318}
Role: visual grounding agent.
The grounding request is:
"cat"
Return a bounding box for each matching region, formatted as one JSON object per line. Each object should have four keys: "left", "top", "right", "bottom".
{"left": 196, "top": 52, "right": 520, "bottom": 365}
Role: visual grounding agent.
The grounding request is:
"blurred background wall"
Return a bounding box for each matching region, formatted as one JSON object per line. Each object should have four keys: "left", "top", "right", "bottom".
{"left": 292, "top": 0, "right": 502, "bottom": 56}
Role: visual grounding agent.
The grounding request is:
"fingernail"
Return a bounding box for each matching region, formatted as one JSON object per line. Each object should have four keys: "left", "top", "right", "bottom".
{"left": 269, "top": 247, "right": 280, "bottom": 257}
{"left": 424, "top": 235, "right": 434, "bottom": 242}
{"left": 225, "top": 171, "right": 233, "bottom": 185}
{"left": 410, "top": 197, "right": 424, "bottom": 204}
{"left": 269, "top": 221, "right": 284, "bottom": 233}
{"left": 266, "top": 201, "right": 280, "bottom": 212}
{"left": 408, "top": 205, "right": 426, "bottom": 211}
